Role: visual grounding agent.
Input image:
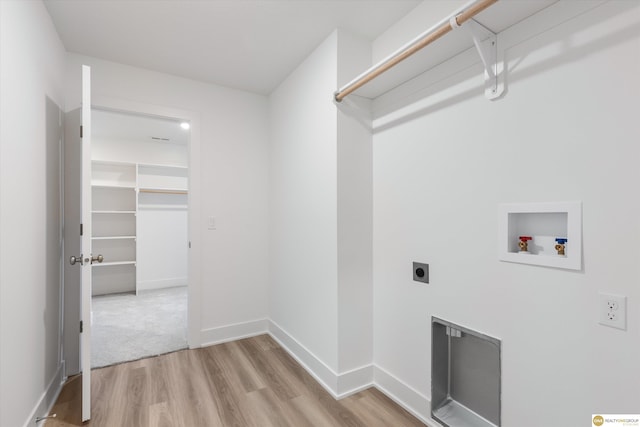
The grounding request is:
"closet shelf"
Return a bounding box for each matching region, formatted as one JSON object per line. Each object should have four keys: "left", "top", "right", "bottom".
{"left": 137, "top": 204, "right": 188, "bottom": 211}
{"left": 92, "top": 183, "right": 136, "bottom": 189}
{"left": 92, "top": 235, "right": 136, "bottom": 241}
{"left": 92, "top": 210, "right": 136, "bottom": 214}
{"left": 138, "top": 162, "right": 187, "bottom": 170}
{"left": 138, "top": 187, "right": 188, "bottom": 195}
{"left": 92, "top": 159, "right": 135, "bottom": 167}
{"left": 93, "top": 159, "right": 187, "bottom": 170}
{"left": 92, "top": 261, "right": 136, "bottom": 268}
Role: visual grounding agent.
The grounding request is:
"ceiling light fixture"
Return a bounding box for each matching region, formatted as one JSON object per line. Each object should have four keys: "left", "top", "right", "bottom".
{"left": 180, "top": 122, "right": 190, "bottom": 130}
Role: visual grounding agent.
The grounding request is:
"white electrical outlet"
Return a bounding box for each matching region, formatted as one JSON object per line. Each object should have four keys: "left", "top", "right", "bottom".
{"left": 599, "top": 293, "right": 627, "bottom": 330}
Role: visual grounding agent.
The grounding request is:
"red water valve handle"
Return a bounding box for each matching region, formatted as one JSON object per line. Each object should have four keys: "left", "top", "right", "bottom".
{"left": 519, "top": 236, "right": 532, "bottom": 242}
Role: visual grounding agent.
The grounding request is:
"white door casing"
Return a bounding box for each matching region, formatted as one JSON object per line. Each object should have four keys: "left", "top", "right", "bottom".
{"left": 88, "top": 95, "right": 202, "bottom": 348}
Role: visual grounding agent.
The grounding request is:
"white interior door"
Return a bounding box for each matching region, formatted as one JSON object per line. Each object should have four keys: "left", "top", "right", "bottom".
{"left": 64, "top": 65, "right": 95, "bottom": 422}
{"left": 80, "top": 65, "right": 93, "bottom": 422}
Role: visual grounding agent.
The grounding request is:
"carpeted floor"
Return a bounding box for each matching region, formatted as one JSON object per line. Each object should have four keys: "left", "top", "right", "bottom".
{"left": 91, "top": 286, "right": 188, "bottom": 368}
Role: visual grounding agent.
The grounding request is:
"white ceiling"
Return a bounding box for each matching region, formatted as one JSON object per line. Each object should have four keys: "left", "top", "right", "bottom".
{"left": 44, "top": 0, "right": 421, "bottom": 95}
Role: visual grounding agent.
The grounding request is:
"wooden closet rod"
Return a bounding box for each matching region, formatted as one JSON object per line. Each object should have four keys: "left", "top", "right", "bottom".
{"left": 334, "top": 0, "right": 498, "bottom": 102}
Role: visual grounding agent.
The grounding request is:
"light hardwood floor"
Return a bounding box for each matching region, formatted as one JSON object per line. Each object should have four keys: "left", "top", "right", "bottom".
{"left": 47, "top": 334, "right": 425, "bottom": 426}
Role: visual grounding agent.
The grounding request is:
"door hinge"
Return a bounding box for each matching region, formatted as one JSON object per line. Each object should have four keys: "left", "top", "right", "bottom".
{"left": 80, "top": 321, "right": 83, "bottom": 333}
{"left": 80, "top": 125, "right": 83, "bottom": 138}
{"left": 188, "top": 241, "right": 191, "bottom": 249}
{"left": 80, "top": 223, "right": 83, "bottom": 236}
{"left": 446, "top": 326, "right": 462, "bottom": 338}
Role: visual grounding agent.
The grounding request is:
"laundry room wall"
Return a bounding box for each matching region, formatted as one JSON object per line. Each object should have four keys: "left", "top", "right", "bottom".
{"left": 370, "top": 1, "right": 640, "bottom": 424}
{"left": 0, "top": 2, "right": 67, "bottom": 426}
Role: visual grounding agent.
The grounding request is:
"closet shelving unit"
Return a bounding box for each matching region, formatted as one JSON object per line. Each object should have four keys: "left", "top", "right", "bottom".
{"left": 91, "top": 160, "right": 188, "bottom": 295}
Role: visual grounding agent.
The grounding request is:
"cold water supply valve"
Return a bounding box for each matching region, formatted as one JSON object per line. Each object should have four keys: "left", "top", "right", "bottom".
{"left": 554, "top": 238, "right": 567, "bottom": 256}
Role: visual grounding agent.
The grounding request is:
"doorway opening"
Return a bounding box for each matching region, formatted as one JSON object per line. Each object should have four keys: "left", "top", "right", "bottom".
{"left": 90, "top": 108, "right": 190, "bottom": 368}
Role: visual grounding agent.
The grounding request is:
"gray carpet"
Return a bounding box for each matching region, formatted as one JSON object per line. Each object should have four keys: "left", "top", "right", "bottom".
{"left": 91, "top": 286, "right": 188, "bottom": 368}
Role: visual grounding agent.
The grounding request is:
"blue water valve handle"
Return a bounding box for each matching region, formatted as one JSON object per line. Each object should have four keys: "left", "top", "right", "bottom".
{"left": 555, "top": 238, "right": 568, "bottom": 244}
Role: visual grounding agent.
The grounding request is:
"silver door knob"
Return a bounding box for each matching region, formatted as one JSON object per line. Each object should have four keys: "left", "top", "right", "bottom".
{"left": 91, "top": 254, "right": 104, "bottom": 264}
{"left": 69, "top": 255, "right": 83, "bottom": 266}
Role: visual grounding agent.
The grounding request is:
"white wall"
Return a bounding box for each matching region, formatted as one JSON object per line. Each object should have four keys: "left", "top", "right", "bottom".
{"left": 65, "top": 54, "right": 270, "bottom": 344}
{"left": 137, "top": 196, "right": 188, "bottom": 291}
{"left": 269, "top": 31, "right": 340, "bottom": 375}
{"left": 92, "top": 138, "right": 188, "bottom": 166}
{"left": 336, "top": 32, "right": 374, "bottom": 379}
{"left": 0, "top": 1, "right": 67, "bottom": 426}
{"left": 371, "top": 1, "right": 640, "bottom": 425}
{"left": 269, "top": 29, "right": 374, "bottom": 395}
{"left": 372, "top": 0, "right": 466, "bottom": 64}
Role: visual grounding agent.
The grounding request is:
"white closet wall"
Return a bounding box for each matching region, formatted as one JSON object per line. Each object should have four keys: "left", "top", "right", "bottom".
{"left": 137, "top": 165, "right": 188, "bottom": 291}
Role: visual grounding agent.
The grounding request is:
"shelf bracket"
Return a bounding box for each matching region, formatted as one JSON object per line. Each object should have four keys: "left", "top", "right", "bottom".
{"left": 453, "top": 18, "right": 505, "bottom": 100}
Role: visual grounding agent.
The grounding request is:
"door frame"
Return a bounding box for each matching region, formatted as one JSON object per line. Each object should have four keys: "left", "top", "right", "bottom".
{"left": 91, "top": 95, "right": 203, "bottom": 348}
{"left": 63, "top": 95, "right": 202, "bottom": 374}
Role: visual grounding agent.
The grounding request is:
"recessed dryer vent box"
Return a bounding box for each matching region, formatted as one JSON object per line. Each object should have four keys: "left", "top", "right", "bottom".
{"left": 498, "top": 201, "right": 582, "bottom": 270}
{"left": 432, "top": 317, "right": 501, "bottom": 427}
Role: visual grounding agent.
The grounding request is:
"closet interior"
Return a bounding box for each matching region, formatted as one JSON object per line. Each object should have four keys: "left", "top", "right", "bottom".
{"left": 89, "top": 109, "right": 190, "bottom": 368}
{"left": 91, "top": 109, "right": 189, "bottom": 296}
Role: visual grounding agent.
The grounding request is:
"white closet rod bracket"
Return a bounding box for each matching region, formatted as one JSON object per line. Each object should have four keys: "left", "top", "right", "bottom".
{"left": 456, "top": 18, "right": 505, "bottom": 100}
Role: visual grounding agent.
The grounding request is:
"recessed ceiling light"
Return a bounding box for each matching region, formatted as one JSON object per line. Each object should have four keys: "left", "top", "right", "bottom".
{"left": 180, "top": 122, "right": 190, "bottom": 130}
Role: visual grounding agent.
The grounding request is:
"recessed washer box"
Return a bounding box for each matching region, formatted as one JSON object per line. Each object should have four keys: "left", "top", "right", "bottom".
{"left": 498, "top": 201, "right": 582, "bottom": 270}
{"left": 432, "top": 317, "right": 501, "bottom": 427}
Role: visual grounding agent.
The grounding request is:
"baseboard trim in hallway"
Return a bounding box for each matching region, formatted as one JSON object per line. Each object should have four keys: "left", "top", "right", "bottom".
{"left": 23, "top": 361, "right": 65, "bottom": 427}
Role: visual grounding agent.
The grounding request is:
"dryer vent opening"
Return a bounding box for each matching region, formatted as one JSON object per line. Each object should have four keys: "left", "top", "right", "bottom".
{"left": 432, "top": 317, "right": 501, "bottom": 427}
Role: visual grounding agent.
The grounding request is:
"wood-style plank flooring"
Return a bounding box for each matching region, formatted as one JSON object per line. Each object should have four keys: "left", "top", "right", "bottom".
{"left": 46, "top": 335, "right": 425, "bottom": 426}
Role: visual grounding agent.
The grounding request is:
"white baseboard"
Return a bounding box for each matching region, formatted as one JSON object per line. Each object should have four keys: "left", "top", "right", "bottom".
{"left": 267, "top": 320, "right": 373, "bottom": 399}
{"left": 137, "top": 277, "right": 187, "bottom": 292}
{"left": 268, "top": 320, "right": 339, "bottom": 396}
{"left": 373, "top": 365, "right": 439, "bottom": 426}
{"left": 22, "top": 361, "right": 65, "bottom": 427}
{"left": 200, "top": 318, "right": 268, "bottom": 347}
{"left": 337, "top": 364, "right": 374, "bottom": 398}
